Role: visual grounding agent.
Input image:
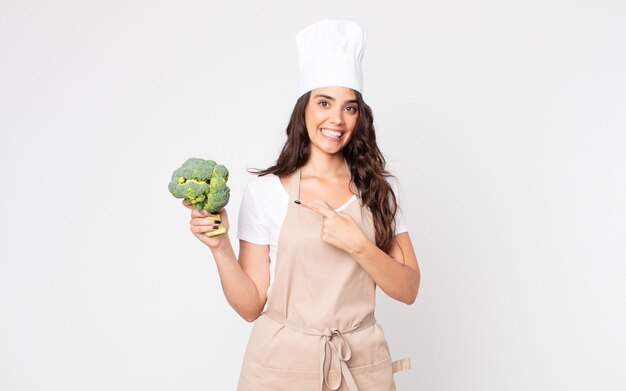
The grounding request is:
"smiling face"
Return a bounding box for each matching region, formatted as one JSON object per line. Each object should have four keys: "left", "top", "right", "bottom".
{"left": 304, "top": 86, "right": 359, "bottom": 155}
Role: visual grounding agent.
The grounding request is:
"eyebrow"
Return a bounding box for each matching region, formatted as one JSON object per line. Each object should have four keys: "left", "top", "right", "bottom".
{"left": 313, "top": 94, "right": 358, "bottom": 104}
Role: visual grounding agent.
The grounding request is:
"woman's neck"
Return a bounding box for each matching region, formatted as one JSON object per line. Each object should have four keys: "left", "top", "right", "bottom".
{"left": 302, "top": 149, "right": 349, "bottom": 179}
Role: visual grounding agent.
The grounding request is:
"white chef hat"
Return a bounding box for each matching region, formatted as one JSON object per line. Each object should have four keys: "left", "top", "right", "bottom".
{"left": 295, "top": 19, "right": 367, "bottom": 99}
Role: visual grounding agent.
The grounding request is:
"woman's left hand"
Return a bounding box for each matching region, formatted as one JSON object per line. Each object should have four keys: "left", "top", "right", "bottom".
{"left": 295, "top": 199, "right": 368, "bottom": 254}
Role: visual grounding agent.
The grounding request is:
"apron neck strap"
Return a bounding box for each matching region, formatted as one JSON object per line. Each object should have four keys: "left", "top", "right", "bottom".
{"left": 288, "top": 167, "right": 301, "bottom": 202}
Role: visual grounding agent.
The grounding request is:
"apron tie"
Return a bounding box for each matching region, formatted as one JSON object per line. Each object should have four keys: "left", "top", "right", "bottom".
{"left": 264, "top": 309, "right": 376, "bottom": 391}
{"left": 321, "top": 327, "right": 354, "bottom": 390}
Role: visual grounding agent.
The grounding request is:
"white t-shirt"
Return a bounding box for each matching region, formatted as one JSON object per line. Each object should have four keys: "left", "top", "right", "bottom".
{"left": 236, "top": 173, "right": 408, "bottom": 305}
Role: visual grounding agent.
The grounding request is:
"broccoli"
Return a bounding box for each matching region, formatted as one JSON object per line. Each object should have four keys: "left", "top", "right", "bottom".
{"left": 168, "top": 157, "right": 230, "bottom": 237}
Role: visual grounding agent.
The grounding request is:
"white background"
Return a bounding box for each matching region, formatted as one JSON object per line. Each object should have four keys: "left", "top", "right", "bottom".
{"left": 1, "top": 0, "right": 625, "bottom": 390}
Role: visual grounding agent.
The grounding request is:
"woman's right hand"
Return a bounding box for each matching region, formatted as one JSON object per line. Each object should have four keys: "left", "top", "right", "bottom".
{"left": 182, "top": 199, "right": 230, "bottom": 251}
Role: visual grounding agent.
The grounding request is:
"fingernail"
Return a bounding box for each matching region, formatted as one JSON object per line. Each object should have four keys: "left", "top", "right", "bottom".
{"left": 213, "top": 225, "right": 219, "bottom": 229}
{"left": 294, "top": 200, "right": 301, "bottom": 204}
{"left": 214, "top": 220, "right": 221, "bottom": 224}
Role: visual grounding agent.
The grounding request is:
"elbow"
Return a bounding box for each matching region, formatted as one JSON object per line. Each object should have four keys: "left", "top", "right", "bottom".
{"left": 404, "top": 271, "right": 420, "bottom": 305}
{"left": 403, "top": 291, "right": 417, "bottom": 305}
{"left": 242, "top": 312, "right": 260, "bottom": 323}
{"left": 240, "top": 305, "right": 265, "bottom": 323}
{"left": 233, "top": 298, "right": 266, "bottom": 323}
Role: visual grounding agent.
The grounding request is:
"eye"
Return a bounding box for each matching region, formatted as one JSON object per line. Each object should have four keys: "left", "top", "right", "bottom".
{"left": 347, "top": 106, "right": 358, "bottom": 113}
{"left": 318, "top": 101, "right": 330, "bottom": 108}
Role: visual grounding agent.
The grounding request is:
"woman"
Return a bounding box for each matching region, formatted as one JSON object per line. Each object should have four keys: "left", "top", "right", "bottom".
{"left": 183, "top": 20, "right": 420, "bottom": 391}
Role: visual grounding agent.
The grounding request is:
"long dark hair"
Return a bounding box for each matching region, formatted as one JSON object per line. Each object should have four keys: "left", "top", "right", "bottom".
{"left": 249, "top": 90, "right": 402, "bottom": 255}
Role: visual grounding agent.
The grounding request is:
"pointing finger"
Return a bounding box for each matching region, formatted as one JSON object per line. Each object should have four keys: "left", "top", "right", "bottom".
{"left": 295, "top": 199, "right": 335, "bottom": 218}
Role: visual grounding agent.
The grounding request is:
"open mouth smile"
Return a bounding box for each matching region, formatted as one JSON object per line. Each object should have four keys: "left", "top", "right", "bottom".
{"left": 320, "top": 128, "right": 343, "bottom": 141}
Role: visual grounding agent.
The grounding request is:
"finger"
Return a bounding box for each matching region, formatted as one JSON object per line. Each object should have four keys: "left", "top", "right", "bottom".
{"left": 202, "top": 208, "right": 227, "bottom": 220}
{"left": 185, "top": 202, "right": 208, "bottom": 216}
{"left": 190, "top": 223, "right": 222, "bottom": 234}
{"left": 191, "top": 208, "right": 205, "bottom": 218}
{"left": 192, "top": 209, "right": 217, "bottom": 219}
{"left": 190, "top": 217, "right": 221, "bottom": 226}
{"left": 295, "top": 199, "right": 335, "bottom": 218}
{"left": 190, "top": 224, "right": 211, "bottom": 234}
{"left": 336, "top": 211, "right": 351, "bottom": 220}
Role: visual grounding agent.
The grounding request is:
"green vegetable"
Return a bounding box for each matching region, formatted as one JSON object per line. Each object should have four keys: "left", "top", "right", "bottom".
{"left": 168, "top": 157, "right": 230, "bottom": 236}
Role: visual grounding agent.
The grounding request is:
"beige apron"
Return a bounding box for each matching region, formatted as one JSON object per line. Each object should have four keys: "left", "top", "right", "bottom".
{"left": 237, "top": 167, "right": 411, "bottom": 391}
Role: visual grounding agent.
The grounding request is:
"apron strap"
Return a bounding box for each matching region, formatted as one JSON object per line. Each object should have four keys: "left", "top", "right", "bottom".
{"left": 288, "top": 166, "right": 301, "bottom": 202}
{"left": 392, "top": 357, "right": 411, "bottom": 373}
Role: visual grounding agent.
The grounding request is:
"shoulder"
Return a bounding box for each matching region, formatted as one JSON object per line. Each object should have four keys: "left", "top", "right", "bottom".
{"left": 244, "top": 173, "right": 281, "bottom": 193}
{"left": 241, "top": 173, "right": 287, "bottom": 208}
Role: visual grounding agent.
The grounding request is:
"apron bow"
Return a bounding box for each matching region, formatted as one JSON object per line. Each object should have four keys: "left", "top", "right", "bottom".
{"left": 264, "top": 309, "right": 375, "bottom": 391}
{"left": 320, "top": 327, "right": 356, "bottom": 390}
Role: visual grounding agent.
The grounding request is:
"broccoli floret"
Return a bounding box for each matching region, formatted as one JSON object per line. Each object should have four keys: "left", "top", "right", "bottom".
{"left": 205, "top": 172, "right": 230, "bottom": 213}
{"left": 168, "top": 157, "right": 230, "bottom": 236}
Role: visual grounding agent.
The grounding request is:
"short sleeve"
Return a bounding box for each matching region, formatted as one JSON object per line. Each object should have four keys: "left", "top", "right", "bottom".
{"left": 237, "top": 180, "right": 270, "bottom": 245}
{"left": 388, "top": 176, "right": 409, "bottom": 235}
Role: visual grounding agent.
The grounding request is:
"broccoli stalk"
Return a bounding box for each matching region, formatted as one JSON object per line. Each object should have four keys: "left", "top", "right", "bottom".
{"left": 168, "top": 157, "right": 230, "bottom": 237}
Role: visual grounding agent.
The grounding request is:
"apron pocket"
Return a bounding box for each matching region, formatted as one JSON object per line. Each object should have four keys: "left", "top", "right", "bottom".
{"left": 257, "top": 366, "right": 319, "bottom": 391}
{"left": 351, "top": 355, "right": 397, "bottom": 390}
{"left": 258, "top": 319, "right": 320, "bottom": 370}
{"left": 259, "top": 356, "right": 396, "bottom": 391}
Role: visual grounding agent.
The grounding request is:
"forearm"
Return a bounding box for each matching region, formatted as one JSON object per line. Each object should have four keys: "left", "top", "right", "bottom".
{"left": 210, "top": 240, "right": 262, "bottom": 321}
{"left": 350, "top": 239, "right": 419, "bottom": 304}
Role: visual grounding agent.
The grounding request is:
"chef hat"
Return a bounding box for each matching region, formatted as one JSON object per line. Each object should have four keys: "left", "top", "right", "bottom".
{"left": 295, "top": 19, "right": 367, "bottom": 99}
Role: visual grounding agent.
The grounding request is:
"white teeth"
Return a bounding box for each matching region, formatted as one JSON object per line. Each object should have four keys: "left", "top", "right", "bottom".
{"left": 321, "top": 129, "right": 342, "bottom": 138}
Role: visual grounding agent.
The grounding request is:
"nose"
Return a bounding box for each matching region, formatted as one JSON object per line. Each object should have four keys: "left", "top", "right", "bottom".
{"left": 329, "top": 107, "right": 345, "bottom": 125}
